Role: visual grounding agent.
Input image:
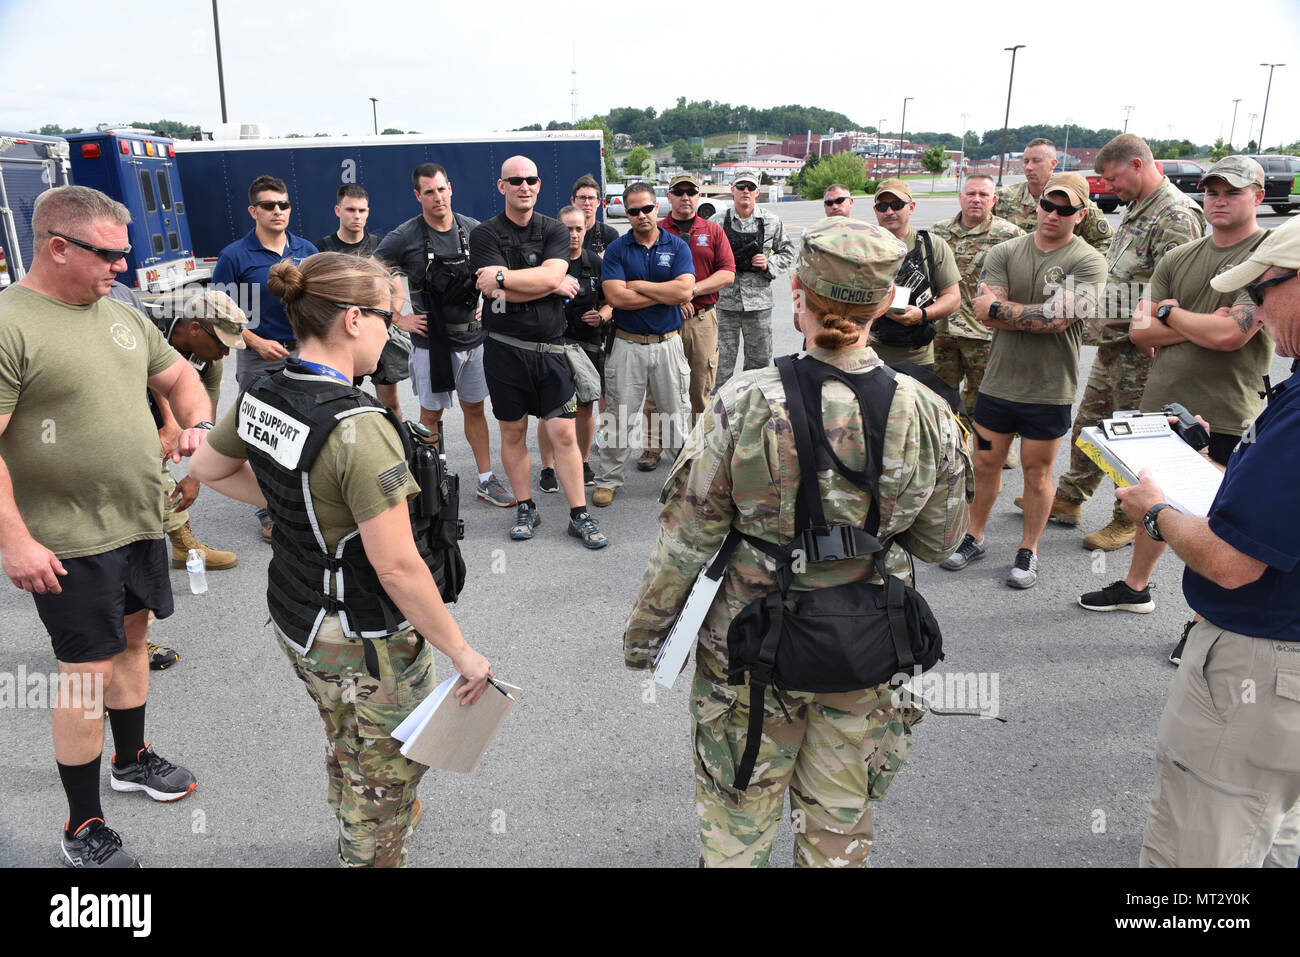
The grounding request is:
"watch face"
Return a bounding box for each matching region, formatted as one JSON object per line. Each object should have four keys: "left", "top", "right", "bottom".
{"left": 1156, "top": 304, "right": 1172, "bottom": 320}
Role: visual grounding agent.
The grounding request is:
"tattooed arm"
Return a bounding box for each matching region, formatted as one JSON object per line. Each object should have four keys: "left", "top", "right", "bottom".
{"left": 1158, "top": 298, "right": 1262, "bottom": 352}
{"left": 973, "top": 281, "right": 1090, "bottom": 334}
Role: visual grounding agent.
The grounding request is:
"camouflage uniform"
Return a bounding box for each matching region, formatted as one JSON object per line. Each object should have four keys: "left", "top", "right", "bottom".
{"left": 1057, "top": 178, "right": 1206, "bottom": 519}
{"left": 930, "top": 212, "right": 1025, "bottom": 417}
{"left": 995, "top": 181, "right": 1113, "bottom": 254}
{"left": 278, "top": 615, "right": 434, "bottom": 868}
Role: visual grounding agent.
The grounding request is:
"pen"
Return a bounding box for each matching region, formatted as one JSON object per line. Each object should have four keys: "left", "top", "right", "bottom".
{"left": 485, "top": 675, "right": 516, "bottom": 701}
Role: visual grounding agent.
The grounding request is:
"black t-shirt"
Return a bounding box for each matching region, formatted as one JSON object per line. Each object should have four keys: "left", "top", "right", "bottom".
{"left": 583, "top": 221, "right": 620, "bottom": 256}
{"left": 469, "top": 212, "right": 569, "bottom": 343}
{"left": 563, "top": 250, "right": 605, "bottom": 345}
{"left": 316, "top": 232, "right": 380, "bottom": 257}
{"left": 374, "top": 214, "right": 482, "bottom": 349}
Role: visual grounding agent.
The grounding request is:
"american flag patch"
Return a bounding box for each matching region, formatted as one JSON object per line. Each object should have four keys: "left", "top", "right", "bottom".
{"left": 378, "top": 462, "right": 409, "bottom": 495}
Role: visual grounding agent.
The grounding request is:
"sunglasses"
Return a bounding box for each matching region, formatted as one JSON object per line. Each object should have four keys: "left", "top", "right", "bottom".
{"left": 626, "top": 204, "right": 657, "bottom": 217}
{"left": 503, "top": 176, "right": 540, "bottom": 186}
{"left": 1038, "top": 196, "right": 1084, "bottom": 216}
{"left": 49, "top": 230, "right": 132, "bottom": 263}
{"left": 255, "top": 200, "right": 291, "bottom": 211}
{"left": 824, "top": 196, "right": 849, "bottom": 207}
{"left": 1244, "top": 269, "right": 1297, "bottom": 307}
{"left": 331, "top": 301, "right": 394, "bottom": 328}
{"left": 196, "top": 322, "right": 229, "bottom": 351}
{"left": 733, "top": 182, "right": 757, "bottom": 192}
{"left": 874, "top": 199, "right": 907, "bottom": 212}
{"left": 669, "top": 187, "right": 698, "bottom": 197}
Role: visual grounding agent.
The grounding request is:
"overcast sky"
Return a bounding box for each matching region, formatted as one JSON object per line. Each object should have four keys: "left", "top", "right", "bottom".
{"left": 2, "top": 0, "right": 1296, "bottom": 150}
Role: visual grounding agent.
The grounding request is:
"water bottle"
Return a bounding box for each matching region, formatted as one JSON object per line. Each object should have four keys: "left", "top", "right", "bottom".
{"left": 186, "top": 549, "right": 208, "bottom": 595}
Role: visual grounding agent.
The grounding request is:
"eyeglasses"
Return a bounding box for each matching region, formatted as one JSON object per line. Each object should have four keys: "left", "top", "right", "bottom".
{"left": 255, "top": 200, "right": 291, "bottom": 211}
{"left": 733, "top": 182, "right": 757, "bottom": 192}
{"left": 1038, "top": 196, "right": 1084, "bottom": 216}
{"left": 574, "top": 193, "right": 600, "bottom": 203}
{"left": 330, "top": 301, "right": 394, "bottom": 328}
{"left": 626, "top": 204, "right": 657, "bottom": 217}
{"left": 503, "top": 176, "right": 540, "bottom": 186}
{"left": 48, "top": 230, "right": 131, "bottom": 263}
{"left": 669, "top": 187, "right": 698, "bottom": 197}
{"left": 196, "top": 322, "right": 228, "bottom": 351}
{"left": 824, "top": 196, "right": 849, "bottom": 207}
{"left": 874, "top": 199, "right": 907, "bottom": 212}
{"left": 1244, "top": 269, "right": 1297, "bottom": 307}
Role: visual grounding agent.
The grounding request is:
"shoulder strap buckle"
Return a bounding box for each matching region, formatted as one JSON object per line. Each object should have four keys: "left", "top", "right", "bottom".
{"left": 799, "top": 524, "right": 882, "bottom": 563}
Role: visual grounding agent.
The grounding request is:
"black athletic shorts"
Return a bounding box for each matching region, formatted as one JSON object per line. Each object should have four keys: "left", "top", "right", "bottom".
{"left": 483, "top": 336, "right": 577, "bottom": 421}
{"left": 973, "top": 393, "right": 1072, "bottom": 441}
{"left": 33, "top": 538, "right": 173, "bottom": 664}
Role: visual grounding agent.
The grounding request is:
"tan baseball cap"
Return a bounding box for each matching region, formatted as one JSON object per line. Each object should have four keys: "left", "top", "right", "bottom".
{"left": 1212, "top": 214, "right": 1300, "bottom": 292}
{"left": 874, "top": 178, "right": 912, "bottom": 202}
{"left": 1202, "top": 155, "right": 1265, "bottom": 190}
{"left": 732, "top": 169, "right": 761, "bottom": 187}
{"left": 669, "top": 173, "right": 701, "bottom": 189}
{"left": 797, "top": 218, "right": 907, "bottom": 306}
{"left": 1042, "top": 172, "right": 1088, "bottom": 207}
{"left": 182, "top": 289, "right": 248, "bottom": 349}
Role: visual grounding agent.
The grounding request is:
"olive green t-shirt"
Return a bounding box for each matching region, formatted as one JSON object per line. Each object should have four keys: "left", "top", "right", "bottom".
{"left": 208, "top": 400, "right": 420, "bottom": 551}
{"left": 979, "top": 234, "right": 1107, "bottom": 406}
{"left": 0, "top": 285, "right": 181, "bottom": 558}
{"left": 873, "top": 228, "right": 963, "bottom": 367}
{"left": 1139, "top": 231, "right": 1273, "bottom": 437}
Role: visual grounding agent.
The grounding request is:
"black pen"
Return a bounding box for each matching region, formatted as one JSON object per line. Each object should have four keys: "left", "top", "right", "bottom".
{"left": 485, "top": 675, "right": 516, "bottom": 701}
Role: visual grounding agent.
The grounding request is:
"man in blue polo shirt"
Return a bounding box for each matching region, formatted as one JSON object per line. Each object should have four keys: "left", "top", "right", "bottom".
{"left": 591, "top": 182, "right": 694, "bottom": 506}
{"left": 1117, "top": 213, "right": 1300, "bottom": 868}
{"left": 211, "top": 174, "right": 318, "bottom": 540}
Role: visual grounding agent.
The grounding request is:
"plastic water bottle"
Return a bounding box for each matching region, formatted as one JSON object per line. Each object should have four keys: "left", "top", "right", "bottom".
{"left": 186, "top": 549, "right": 208, "bottom": 595}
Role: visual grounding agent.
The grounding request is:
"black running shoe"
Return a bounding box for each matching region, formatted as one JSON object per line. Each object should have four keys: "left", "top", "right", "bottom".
{"left": 1169, "top": 620, "right": 1195, "bottom": 666}
{"left": 147, "top": 641, "right": 179, "bottom": 670}
{"left": 110, "top": 745, "right": 197, "bottom": 802}
{"left": 61, "top": 818, "right": 140, "bottom": 868}
{"left": 538, "top": 467, "right": 559, "bottom": 493}
{"left": 1078, "top": 580, "right": 1155, "bottom": 614}
{"left": 583, "top": 462, "right": 595, "bottom": 487}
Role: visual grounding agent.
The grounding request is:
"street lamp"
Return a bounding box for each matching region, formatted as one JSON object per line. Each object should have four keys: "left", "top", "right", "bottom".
{"left": 1229, "top": 98, "right": 1241, "bottom": 150}
{"left": 1247, "top": 113, "right": 1258, "bottom": 149}
{"left": 897, "top": 97, "right": 913, "bottom": 178}
{"left": 1122, "top": 105, "right": 1134, "bottom": 133}
{"left": 369, "top": 97, "right": 379, "bottom": 135}
{"left": 1258, "top": 63, "right": 1285, "bottom": 152}
{"left": 211, "top": 0, "right": 228, "bottom": 124}
{"left": 996, "top": 45, "right": 1024, "bottom": 187}
{"left": 1062, "top": 117, "right": 1072, "bottom": 170}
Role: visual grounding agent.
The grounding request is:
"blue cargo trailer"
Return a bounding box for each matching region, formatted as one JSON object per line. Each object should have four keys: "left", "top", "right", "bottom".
{"left": 0, "top": 131, "right": 72, "bottom": 286}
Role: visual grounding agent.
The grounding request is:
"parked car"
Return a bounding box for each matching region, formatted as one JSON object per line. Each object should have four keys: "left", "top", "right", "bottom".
{"left": 605, "top": 185, "right": 626, "bottom": 218}
{"left": 1242, "top": 154, "right": 1300, "bottom": 214}
{"left": 1087, "top": 159, "right": 1206, "bottom": 212}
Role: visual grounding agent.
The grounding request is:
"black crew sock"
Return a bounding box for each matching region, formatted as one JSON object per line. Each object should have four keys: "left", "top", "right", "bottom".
{"left": 58, "top": 755, "right": 104, "bottom": 837}
{"left": 108, "top": 703, "right": 146, "bottom": 768}
{"left": 570, "top": 506, "right": 589, "bottom": 521}
{"left": 519, "top": 498, "right": 536, "bottom": 510}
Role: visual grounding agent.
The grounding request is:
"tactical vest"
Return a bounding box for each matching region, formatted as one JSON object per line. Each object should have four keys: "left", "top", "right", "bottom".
{"left": 563, "top": 252, "right": 603, "bottom": 345}
{"left": 872, "top": 230, "right": 938, "bottom": 348}
{"left": 500, "top": 216, "right": 555, "bottom": 313}
{"left": 422, "top": 214, "right": 481, "bottom": 345}
{"left": 241, "top": 363, "right": 465, "bottom": 655}
{"left": 723, "top": 210, "right": 766, "bottom": 273}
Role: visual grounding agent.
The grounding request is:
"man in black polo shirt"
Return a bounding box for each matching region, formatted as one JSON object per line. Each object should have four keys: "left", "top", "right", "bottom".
{"left": 470, "top": 155, "right": 607, "bottom": 549}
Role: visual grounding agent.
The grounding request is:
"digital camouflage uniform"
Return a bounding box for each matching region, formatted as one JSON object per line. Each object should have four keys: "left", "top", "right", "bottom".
{"left": 994, "top": 181, "right": 1113, "bottom": 254}
{"left": 1057, "top": 178, "right": 1205, "bottom": 520}
{"left": 930, "top": 212, "right": 1025, "bottom": 418}
{"left": 624, "top": 219, "right": 973, "bottom": 868}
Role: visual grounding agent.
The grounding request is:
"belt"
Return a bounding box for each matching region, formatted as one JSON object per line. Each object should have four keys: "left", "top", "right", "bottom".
{"left": 488, "top": 331, "right": 567, "bottom": 355}
{"left": 444, "top": 321, "right": 481, "bottom": 334}
{"left": 614, "top": 328, "right": 680, "bottom": 345}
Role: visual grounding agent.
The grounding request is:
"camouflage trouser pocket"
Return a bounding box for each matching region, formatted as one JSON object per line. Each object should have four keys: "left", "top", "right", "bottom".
{"left": 690, "top": 671, "right": 743, "bottom": 804}
{"left": 866, "top": 704, "right": 923, "bottom": 802}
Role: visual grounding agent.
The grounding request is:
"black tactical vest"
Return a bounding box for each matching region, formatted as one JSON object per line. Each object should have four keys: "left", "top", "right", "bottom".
{"left": 563, "top": 252, "right": 603, "bottom": 345}
{"left": 723, "top": 210, "right": 766, "bottom": 273}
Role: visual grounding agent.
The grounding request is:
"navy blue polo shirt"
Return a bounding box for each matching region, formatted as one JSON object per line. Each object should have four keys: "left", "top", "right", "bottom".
{"left": 601, "top": 228, "right": 694, "bottom": 335}
{"left": 211, "top": 229, "right": 318, "bottom": 343}
{"left": 1183, "top": 377, "right": 1300, "bottom": 641}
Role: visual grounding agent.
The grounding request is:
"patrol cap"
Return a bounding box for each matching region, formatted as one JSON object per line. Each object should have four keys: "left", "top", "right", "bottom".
{"left": 1202, "top": 155, "right": 1265, "bottom": 190}
{"left": 1042, "top": 172, "right": 1088, "bottom": 207}
{"left": 1211, "top": 214, "right": 1300, "bottom": 292}
{"left": 797, "top": 218, "right": 907, "bottom": 306}
{"left": 732, "top": 169, "right": 761, "bottom": 187}
{"left": 874, "top": 178, "right": 913, "bottom": 202}
{"left": 670, "top": 172, "right": 701, "bottom": 189}
{"left": 182, "top": 288, "right": 248, "bottom": 349}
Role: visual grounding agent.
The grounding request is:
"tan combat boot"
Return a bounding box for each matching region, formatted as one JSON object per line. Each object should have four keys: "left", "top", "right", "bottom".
{"left": 169, "top": 521, "right": 238, "bottom": 570}
{"left": 1082, "top": 515, "right": 1136, "bottom": 551}
{"left": 1012, "top": 494, "right": 1082, "bottom": 525}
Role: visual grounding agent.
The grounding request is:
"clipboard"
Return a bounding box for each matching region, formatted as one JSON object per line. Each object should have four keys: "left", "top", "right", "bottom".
{"left": 1076, "top": 412, "right": 1223, "bottom": 517}
{"left": 652, "top": 531, "right": 742, "bottom": 690}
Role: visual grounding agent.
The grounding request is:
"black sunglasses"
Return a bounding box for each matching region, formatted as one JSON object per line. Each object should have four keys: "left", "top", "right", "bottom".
{"left": 503, "top": 176, "right": 540, "bottom": 186}
{"left": 331, "top": 301, "right": 394, "bottom": 328}
{"left": 873, "top": 199, "right": 907, "bottom": 212}
{"left": 733, "top": 182, "right": 757, "bottom": 192}
{"left": 49, "top": 230, "right": 131, "bottom": 263}
{"left": 1039, "top": 195, "right": 1084, "bottom": 216}
{"left": 626, "top": 204, "right": 657, "bottom": 217}
{"left": 824, "top": 196, "right": 849, "bottom": 206}
{"left": 1244, "top": 269, "right": 1297, "bottom": 307}
{"left": 255, "top": 200, "right": 291, "bottom": 211}
{"left": 669, "top": 187, "right": 698, "bottom": 197}
{"left": 196, "top": 322, "right": 228, "bottom": 351}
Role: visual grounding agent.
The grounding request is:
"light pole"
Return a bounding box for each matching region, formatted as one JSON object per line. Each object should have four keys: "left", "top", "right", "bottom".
{"left": 1229, "top": 98, "right": 1241, "bottom": 150}
{"left": 1258, "top": 63, "right": 1285, "bottom": 152}
{"left": 996, "top": 44, "right": 1024, "bottom": 187}
{"left": 897, "top": 97, "right": 913, "bottom": 177}
{"left": 1248, "top": 112, "right": 1258, "bottom": 149}
{"left": 959, "top": 111, "right": 970, "bottom": 188}
{"left": 369, "top": 97, "right": 378, "bottom": 135}
{"left": 1062, "top": 117, "right": 1072, "bottom": 170}
{"left": 1122, "top": 105, "right": 1134, "bottom": 133}
{"left": 211, "top": 0, "right": 228, "bottom": 124}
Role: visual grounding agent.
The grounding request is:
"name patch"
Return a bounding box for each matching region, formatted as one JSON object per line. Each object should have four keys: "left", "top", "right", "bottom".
{"left": 238, "top": 394, "right": 309, "bottom": 469}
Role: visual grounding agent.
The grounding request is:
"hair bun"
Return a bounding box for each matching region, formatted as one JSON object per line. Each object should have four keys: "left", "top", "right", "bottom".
{"left": 267, "top": 259, "right": 305, "bottom": 303}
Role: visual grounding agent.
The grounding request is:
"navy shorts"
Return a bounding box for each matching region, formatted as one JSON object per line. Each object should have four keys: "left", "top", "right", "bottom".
{"left": 973, "top": 393, "right": 1072, "bottom": 441}
{"left": 33, "top": 539, "right": 174, "bottom": 664}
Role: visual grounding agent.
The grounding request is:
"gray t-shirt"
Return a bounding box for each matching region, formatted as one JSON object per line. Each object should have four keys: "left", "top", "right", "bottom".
{"left": 375, "top": 213, "right": 482, "bottom": 349}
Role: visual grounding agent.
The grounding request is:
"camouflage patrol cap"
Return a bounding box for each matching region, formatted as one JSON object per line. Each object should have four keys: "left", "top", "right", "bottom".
{"left": 797, "top": 217, "right": 907, "bottom": 306}
{"left": 1202, "top": 155, "right": 1265, "bottom": 190}
{"left": 875, "top": 178, "right": 913, "bottom": 202}
{"left": 1043, "top": 172, "right": 1088, "bottom": 207}
{"left": 1212, "top": 214, "right": 1300, "bottom": 292}
{"left": 732, "top": 168, "right": 761, "bottom": 187}
{"left": 182, "top": 288, "right": 248, "bottom": 349}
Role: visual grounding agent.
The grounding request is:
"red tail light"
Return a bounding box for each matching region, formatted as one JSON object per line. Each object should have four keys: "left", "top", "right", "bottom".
{"left": 167, "top": 145, "right": 175, "bottom": 157}
{"left": 119, "top": 140, "right": 130, "bottom": 154}
{"left": 81, "top": 143, "right": 101, "bottom": 159}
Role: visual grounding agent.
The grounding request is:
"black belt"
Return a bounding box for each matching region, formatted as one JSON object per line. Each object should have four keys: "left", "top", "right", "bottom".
{"left": 444, "top": 321, "right": 481, "bottom": 334}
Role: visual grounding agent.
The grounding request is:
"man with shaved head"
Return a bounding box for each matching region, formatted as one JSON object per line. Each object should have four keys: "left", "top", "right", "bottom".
{"left": 469, "top": 156, "right": 607, "bottom": 549}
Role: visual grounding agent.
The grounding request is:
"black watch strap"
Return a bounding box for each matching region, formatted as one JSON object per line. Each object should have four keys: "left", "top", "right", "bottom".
{"left": 1143, "top": 503, "right": 1175, "bottom": 541}
{"left": 989, "top": 301, "right": 1003, "bottom": 320}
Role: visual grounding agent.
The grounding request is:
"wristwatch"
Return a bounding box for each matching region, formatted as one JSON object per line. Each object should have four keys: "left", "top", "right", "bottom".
{"left": 989, "top": 301, "right": 1003, "bottom": 320}
{"left": 495, "top": 269, "right": 506, "bottom": 290}
{"left": 1143, "top": 503, "right": 1175, "bottom": 542}
{"left": 1155, "top": 303, "right": 1174, "bottom": 325}
{"left": 193, "top": 421, "right": 215, "bottom": 431}
{"left": 920, "top": 306, "right": 930, "bottom": 322}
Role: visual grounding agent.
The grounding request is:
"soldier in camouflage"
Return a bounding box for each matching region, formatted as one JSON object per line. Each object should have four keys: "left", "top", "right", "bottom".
{"left": 1053, "top": 134, "right": 1206, "bottom": 550}
{"left": 995, "top": 138, "right": 1112, "bottom": 253}
{"left": 623, "top": 218, "right": 973, "bottom": 867}
{"left": 932, "top": 174, "right": 1025, "bottom": 420}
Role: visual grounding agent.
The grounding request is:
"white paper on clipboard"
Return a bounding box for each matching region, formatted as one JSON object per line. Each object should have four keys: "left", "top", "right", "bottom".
{"left": 652, "top": 536, "right": 738, "bottom": 690}
{"left": 1077, "top": 425, "right": 1223, "bottom": 517}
